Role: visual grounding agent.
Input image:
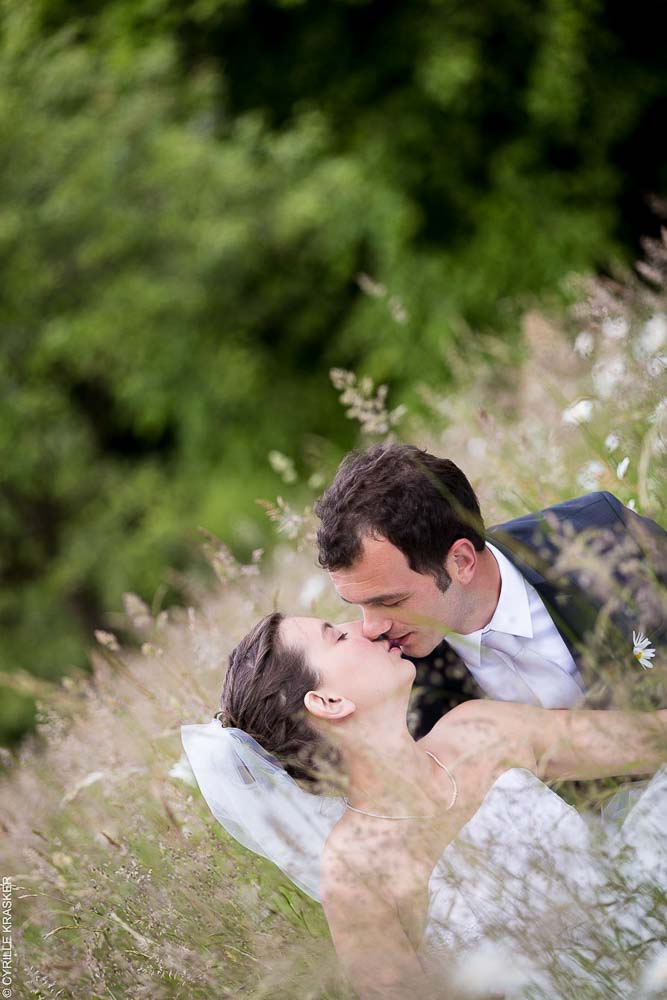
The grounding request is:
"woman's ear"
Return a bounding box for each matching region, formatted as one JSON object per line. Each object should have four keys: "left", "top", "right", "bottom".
{"left": 304, "top": 690, "right": 356, "bottom": 722}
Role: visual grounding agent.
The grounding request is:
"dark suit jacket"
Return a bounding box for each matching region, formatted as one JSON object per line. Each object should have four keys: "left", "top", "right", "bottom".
{"left": 409, "top": 492, "right": 667, "bottom": 739}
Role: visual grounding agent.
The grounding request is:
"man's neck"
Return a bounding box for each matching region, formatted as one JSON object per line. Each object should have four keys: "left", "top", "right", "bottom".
{"left": 458, "top": 545, "right": 502, "bottom": 634}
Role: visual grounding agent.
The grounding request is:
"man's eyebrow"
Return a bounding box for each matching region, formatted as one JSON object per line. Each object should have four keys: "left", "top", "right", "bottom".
{"left": 339, "top": 593, "right": 408, "bottom": 606}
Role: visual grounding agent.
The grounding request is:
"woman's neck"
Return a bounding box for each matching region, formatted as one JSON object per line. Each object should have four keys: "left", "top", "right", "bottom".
{"left": 341, "top": 720, "right": 448, "bottom": 815}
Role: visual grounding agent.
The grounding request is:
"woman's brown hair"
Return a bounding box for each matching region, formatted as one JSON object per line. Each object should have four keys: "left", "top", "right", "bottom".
{"left": 217, "top": 612, "right": 341, "bottom": 790}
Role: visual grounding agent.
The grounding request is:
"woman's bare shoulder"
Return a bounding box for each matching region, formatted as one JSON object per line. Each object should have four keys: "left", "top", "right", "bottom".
{"left": 322, "top": 816, "right": 400, "bottom": 908}
{"left": 324, "top": 812, "right": 391, "bottom": 871}
{"left": 422, "top": 697, "right": 544, "bottom": 736}
{"left": 419, "top": 698, "right": 538, "bottom": 773}
{"left": 420, "top": 697, "right": 504, "bottom": 740}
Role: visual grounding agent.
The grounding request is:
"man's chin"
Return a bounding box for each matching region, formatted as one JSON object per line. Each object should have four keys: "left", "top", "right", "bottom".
{"left": 400, "top": 633, "right": 439, "bottom": 659}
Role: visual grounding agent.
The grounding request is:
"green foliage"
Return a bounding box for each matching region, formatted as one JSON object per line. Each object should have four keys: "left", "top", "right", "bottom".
{"left": 1, "top": 21, "right": 365, "bottom": 704}
{"left": 1, "top": 0, "right": 666, "bottom": 740}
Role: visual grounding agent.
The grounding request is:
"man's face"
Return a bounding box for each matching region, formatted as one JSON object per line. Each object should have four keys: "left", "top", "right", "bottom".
{"left": 330, "top": 535, "right": 470, "bottom": 658}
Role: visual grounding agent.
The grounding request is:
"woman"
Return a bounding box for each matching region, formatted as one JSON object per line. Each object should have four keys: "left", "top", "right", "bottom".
{"left": 183, "top": 612, "right": 667, "bottom": 999}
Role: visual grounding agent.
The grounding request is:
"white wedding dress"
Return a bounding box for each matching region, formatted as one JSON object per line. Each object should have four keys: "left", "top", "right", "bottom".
{"left": 418, "top": 766, "right": 667, "bottom": 997}
{"left": 181, "top": 722, "right": 667, "bottom": 998}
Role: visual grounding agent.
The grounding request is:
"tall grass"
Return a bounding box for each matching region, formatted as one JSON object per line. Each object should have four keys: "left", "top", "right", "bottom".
{"left": 1, "top": 234, "right": 666, "bottom": 998}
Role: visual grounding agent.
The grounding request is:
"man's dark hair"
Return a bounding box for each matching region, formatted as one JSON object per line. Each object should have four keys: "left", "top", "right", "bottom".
{"left": 217, "top": 612, "right": 341, "bottom": 790}
{"left": 315, "top": 443, "right": 485, "bottom": 591}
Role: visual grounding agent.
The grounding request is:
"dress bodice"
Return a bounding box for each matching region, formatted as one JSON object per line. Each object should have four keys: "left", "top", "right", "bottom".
{"left": 418, "top": 766, "right": 667, "bottom": 998}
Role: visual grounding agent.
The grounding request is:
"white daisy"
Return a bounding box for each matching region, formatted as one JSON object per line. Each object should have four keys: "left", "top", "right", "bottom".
{"left": 562, "top": 399, "right": 593, "bottom": 425}
{"left": 632, "top": 631, "right": 656, "bottom": 669}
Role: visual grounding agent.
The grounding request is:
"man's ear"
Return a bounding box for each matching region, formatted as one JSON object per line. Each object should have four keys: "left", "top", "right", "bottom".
{"left": 304, "top": 690, "right": 356, "bottom": 722}
{"left": 448, "top": 538, "right": 478, "bottom": 584}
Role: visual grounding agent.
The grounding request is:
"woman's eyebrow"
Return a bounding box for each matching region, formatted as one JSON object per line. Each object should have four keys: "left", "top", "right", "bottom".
{"left": 321, "top": 622, "right": 334, "bottom": 638}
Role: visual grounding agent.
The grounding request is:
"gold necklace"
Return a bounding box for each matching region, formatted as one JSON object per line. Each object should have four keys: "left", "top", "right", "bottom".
{"left": 343, "top": 750, "right": 458, "bottom": 820}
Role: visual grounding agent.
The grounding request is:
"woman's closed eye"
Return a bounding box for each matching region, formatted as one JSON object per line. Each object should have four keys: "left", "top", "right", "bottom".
{"left": 337, "top": 631, "right": 348, "bottom": 642}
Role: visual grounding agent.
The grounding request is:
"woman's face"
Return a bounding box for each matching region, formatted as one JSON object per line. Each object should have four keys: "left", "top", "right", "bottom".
{"left": 279, "top": 616, "right": 415, "bottom": 713}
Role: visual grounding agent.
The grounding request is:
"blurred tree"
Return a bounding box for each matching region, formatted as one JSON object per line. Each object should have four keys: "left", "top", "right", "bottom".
{"left": 1, "top": 0, "right": 666, "bottom": 741}
{"left": 0, "top": 22, "right": 372, "bottom": 735}
{"left": 20, "top": 0, "right": 667, "bottom": 366}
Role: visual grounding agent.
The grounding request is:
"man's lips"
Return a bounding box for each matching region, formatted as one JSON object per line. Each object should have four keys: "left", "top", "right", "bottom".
{"left": 388, "top": 632, "right": 412, "bottom": 648}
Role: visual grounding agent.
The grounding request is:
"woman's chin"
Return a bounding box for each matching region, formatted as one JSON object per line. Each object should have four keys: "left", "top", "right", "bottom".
{"left": 401, "top": 658, "right": 417, "bottom": 684}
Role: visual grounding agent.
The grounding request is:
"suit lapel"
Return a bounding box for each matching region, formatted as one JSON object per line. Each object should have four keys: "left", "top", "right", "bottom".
{"left": 486, "top": 530, "right": 602, "bottom": 670}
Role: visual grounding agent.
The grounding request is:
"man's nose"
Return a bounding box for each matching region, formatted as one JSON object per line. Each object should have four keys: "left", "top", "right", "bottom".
{"left": 361, "top": 612, "right": 392, "bottom": 641}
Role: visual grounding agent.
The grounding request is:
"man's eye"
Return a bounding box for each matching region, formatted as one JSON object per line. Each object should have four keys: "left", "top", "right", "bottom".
{"left": 337, "top": 631, "right": 348, "bottom": 642}
{"left": 383, "top": 601, "right": 402, "bottom": 608}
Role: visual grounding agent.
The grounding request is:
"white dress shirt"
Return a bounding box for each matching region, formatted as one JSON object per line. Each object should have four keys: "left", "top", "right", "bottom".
{"left": 444, "top": 543, "right": 585, "bottom": 707}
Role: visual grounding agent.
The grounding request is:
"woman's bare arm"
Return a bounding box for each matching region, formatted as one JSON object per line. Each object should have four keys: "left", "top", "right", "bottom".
{"left": 532, "top": 705, "right": 667, "bottom": 780}
{"left": 445, "top": 700, "right": 667, "bottom": 781}
{"left": 321, "top": 849, "right": 439, "bottom": 1000}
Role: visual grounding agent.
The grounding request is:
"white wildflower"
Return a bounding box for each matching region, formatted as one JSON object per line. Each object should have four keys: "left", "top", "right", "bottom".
{"left": 632, "top": 631, "right": 656, "bottom": 670}
{"left": 637, "top": 313, "right": 667, "bottom": 357}
{"left": 268, "top": 450, "right": 298, "bottom": 484}
{"left": 452, "top": 941, "right": 536, "bottom": 997}
{"left": 258, "top": 496, "right": 308, "bottom": 540}
{"left": 467, "top": 437, "right": 488, "bottom": 461}
{"left": 169, "top": 754, "right": 197, "bottom": 787}
{"left": 647, "top": 354, "right": 667, "bottom": 378}
{"left": 602, "top": 315, "right": 629, "bottom": 340}
{"left": 574, "top": 331, "right": 594, "bottom": 357}
{"left": 577, "top": 460, "right": 605, "bottom": 491}
{"left": 51, "top": 851, "right": 73, "bottom": 868}
{"left": 626, "top": 498, "right": 637, "bottom": 511}
{"left": 604, "top": 432, "right": 620, "bottom": 453}
{"left": 308, "top": 471, "right": 325, "bottom": 489}
{"left": 94, "top": 629, "right": 119, "bottom": 652}
{"left": 593, "top": 357, "right": 625, "bottom": 398}
{"left": 640, "top": 945, "right": 667, "bottom": 995}
{"left": 562, "top": 399, "right": 593, "bottom": 425}
{"left": 388, "top": 295, "right": 409, "bottom": 324}
{"left": 299, "top": 574, "right": 327, "bottom": 608}
{"left": 122, "top": 592, "right": 152, "bottom": 631}
{"left": 356, "top": 272, "right": 387, "bottom": 299}
{"left": 141, "top": 642, "right": 163, "bottom": 657}
{"left": 330, "top": 368, "right": 405, "bottom": 435}
{"left": 616, "top": 456, "right": 630, "bottom": 480}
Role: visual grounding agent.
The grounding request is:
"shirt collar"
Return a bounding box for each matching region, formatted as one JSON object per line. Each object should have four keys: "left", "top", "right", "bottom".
{"left": 482, "top": 542, "right": 534, "bottom": 640}
{"left": 443, "top": 541, "right": 533, "bottom": 669}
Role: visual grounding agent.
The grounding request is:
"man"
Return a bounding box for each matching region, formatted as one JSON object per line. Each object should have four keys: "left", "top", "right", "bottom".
{"left": 315, "top": 443, "right": 666, "bottom": 737}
